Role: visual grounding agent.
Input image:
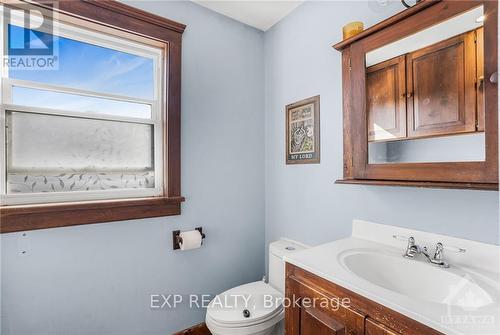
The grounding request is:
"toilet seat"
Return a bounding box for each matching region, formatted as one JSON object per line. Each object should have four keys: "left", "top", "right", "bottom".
{"left": 205, "top": 281, "right": 284, "bottom": 335}
{"left": 206, "top": 310, "right": 283, "bottom": 335}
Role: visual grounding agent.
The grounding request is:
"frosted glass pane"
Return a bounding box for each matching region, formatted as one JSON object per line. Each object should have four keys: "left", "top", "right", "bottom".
{"left": 12, "top": 86, "right": 151, "bottom": 119}
{"left": 8, "top": 24, "right": 155, "bottom": 100}
{"left": 6, "top": 111, "right": 154, "bottom": 194}
{"left": 7, "top": 171, "right": 154, "bottom": 194}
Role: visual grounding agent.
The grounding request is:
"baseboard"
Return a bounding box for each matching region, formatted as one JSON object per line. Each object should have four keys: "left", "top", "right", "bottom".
{"left": 172, "top": 322, "right": 211, "bottom": 335}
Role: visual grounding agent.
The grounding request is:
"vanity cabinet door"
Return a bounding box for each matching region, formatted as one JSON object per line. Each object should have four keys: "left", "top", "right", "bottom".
{"left": 300, "top": 306, "right": 345, "bottom": 334}
{"left": 367, "top": 55, "right": 407, "bottom": 141}
{"left": 406, "top": 31, "right": 477, "bottom": 138}
{"left": 285, "top": 276, "right": 365, "bottom": 335}
{"left": 365, "top": 318, "right": 400, "bottom": 335}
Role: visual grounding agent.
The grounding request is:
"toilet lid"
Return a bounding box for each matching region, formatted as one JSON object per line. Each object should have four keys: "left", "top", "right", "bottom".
{"left": 206, "top": 281, "right": 284, "bottom": 327}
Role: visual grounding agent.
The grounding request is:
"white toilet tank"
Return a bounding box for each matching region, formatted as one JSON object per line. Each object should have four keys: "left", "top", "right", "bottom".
{"left": 268, "top": 239, "right": 308, "bottom": 293}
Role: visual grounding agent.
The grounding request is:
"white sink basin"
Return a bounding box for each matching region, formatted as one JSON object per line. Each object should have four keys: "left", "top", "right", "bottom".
{"left": 340, "top": 249, "right": 495, "bottom": 309}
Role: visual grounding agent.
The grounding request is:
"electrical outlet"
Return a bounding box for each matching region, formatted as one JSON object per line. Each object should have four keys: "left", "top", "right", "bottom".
{"left": 18, "top": 232, "right": 31, "bottom": 256}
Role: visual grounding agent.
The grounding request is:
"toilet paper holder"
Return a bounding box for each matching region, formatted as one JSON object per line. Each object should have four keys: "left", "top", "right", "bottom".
{"left": 173, "top": 227, "right": 206, "bottom": 250}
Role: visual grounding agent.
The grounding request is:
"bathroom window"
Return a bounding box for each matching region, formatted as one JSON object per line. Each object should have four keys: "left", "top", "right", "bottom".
{"left": 0, "top": 1, "right": 185, "bottom": 231}
{"left": 2, "top": 14, "right": 163, "bottom": 205}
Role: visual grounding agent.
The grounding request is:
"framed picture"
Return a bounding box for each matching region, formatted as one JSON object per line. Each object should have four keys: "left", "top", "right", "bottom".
{"left": 286, "top": 95, "right": 320, "bottom": 164}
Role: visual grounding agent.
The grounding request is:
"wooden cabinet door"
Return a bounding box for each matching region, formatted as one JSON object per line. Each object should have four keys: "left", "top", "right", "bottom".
{"left": 476, "top": 27, "right": 485, "bottom": 132}
{"left": 367, "top": 55, "right": 407, "bottom": 141}
{"left": 285, "top": 276, "right": 365, "bottom": 335}
{"left": 407, "top": 31, "right": 476, "bottom": 138}
{"left": 300, "top": 306, "right": 345, "bottom": 335}
{"left": 288, "top": 301, "right": 362, "bottom": 335}
{"left": 366, "top": 318, "right": 400, "bottom": 335}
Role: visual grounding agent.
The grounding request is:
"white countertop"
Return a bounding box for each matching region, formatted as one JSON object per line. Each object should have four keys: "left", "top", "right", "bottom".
{"left": 283, "top": 220, "right": 500, "bottom": 335}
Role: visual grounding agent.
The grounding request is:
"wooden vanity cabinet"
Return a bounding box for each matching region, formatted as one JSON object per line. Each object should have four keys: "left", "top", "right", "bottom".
{"left": 406, "top": 31, "right": 477, "bottom": 138}
{"left": 367, "top": 55, "right": 407, "bottom": 141}
{"left": 285, "top": 263, "right": 442, "bottom": 335}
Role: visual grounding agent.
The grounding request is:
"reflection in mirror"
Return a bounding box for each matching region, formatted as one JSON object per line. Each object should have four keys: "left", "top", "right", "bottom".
{"left": 369, "top": 133, "right": 485, "bottom": 163}
{"left": 366, "top": 5, "right": 485, "bottom": 164}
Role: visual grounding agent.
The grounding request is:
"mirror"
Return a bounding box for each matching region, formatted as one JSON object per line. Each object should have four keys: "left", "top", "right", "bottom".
{"left": 366, "top": 5, "right": 485, "bottom": 164}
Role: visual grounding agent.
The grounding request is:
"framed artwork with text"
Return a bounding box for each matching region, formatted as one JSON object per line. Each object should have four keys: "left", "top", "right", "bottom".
{"left": 286, "top": 95, "right": 320, "bottom": 164}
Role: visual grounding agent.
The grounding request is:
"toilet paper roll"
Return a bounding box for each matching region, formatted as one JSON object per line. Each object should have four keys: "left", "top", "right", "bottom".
{"left": 179, "top": 230, "right": 203, "bottom": 251}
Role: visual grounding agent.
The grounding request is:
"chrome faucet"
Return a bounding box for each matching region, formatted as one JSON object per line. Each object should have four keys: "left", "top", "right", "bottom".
{"left": 420, "top": 243, "right": 449, "bottom": 268}
{"left": 394, "top": 235, "right": 466, "bottom": 268}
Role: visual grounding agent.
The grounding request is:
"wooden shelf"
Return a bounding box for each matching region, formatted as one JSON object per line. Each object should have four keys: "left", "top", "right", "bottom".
{"left": 332, "top": 0, "right": 439, "bottom": 51}
{"left": 335, "top": 179, "right": 498, "bottom": 191}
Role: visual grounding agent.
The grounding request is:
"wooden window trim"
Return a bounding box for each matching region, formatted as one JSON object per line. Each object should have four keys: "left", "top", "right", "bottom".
{"left": 0, "top": 0, "right": 186, "bottom": 233}
{"left": 335, "top": 0, "right": 498, "bottom": 190}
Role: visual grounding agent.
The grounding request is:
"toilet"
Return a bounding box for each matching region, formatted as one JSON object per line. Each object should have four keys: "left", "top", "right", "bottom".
{"left": 205, "top": 239, "right": 307, "bottom": 335}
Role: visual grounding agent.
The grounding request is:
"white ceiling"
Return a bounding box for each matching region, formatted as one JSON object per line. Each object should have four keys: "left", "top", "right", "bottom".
{"left": 193, "top": 1, "right": 304, "bottom": 31}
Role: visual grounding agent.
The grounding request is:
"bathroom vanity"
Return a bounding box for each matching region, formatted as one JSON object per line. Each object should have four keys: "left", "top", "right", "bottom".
{"left": 285, "top": 264, "right": 438, "bottom": 335}
{"left": 283, "top": 220, "right": 500, "bottom": 335}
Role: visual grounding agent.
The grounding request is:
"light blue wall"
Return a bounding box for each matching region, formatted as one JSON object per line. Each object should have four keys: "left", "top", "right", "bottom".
{"left": 2, "top": 1, "right": 499, "bottom": 335}
{"left": 1, "top": 1, "right": 265, "bottom": 334}
{"left": 263, "top": 0, "right": 499, "bottom": 268}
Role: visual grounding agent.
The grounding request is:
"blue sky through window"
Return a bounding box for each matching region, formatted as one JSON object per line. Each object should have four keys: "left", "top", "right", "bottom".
{"left": 8, "top": 24, "right": 155, "bottom": 100}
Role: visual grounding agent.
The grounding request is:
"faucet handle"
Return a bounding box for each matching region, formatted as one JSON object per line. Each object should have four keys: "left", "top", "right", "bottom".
{"left": 432, "top": 242, "right": 465, "bottom": 265}
{"left": 393, "top": 236, "right": 419, "bottom": 258}
{"left": 440, "top": 242, "right": 466, "bottom": 253}
{"left": 393, "top": 235, "right": 416, "bottom": 247}
{"left": 392, "top": 234, "right": 410, "bottom": 242}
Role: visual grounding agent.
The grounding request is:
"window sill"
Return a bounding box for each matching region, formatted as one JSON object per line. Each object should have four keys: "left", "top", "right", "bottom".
{"left": 0, "top": 196, "right": 185, "bottom": 233}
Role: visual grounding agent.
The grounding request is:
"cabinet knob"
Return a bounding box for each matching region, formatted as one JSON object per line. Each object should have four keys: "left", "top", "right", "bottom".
{"left": 490, "top": 72, "right": 498, "bottom": 84}
{"left": 406, "top": 92, "right": 413, "bottom": 98}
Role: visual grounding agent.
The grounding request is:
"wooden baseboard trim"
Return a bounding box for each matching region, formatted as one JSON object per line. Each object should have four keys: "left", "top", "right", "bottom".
{"left": 172, "top": 322, "right": 211, "bottom": 335}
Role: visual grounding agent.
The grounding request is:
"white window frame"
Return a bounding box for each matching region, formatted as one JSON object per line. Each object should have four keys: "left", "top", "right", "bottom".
{"left": 0, "top": 5, "right": 166, "bottom": 206}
